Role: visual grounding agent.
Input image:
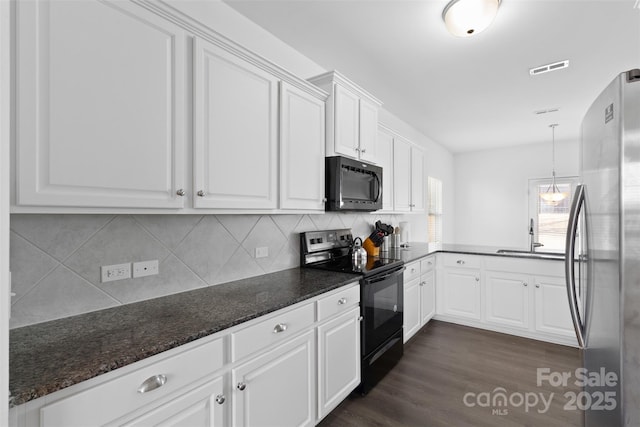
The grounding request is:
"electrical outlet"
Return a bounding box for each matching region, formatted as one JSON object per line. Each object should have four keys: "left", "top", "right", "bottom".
{"left": 101, "top": 263, "right": 131, "bottom": 283}
{"left": 255, "top": 247, "right": 269, "bottom": 258}
{"left": 133, "top": 260, "right": 159, "bottom": 278}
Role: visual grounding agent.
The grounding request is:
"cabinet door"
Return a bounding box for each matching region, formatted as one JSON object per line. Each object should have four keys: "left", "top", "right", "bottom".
{"left": 16, "top": 0, "right": 186, "bottom": 208}
{"left": 358, "top": 99, "right": 378, "bottom": 163}
{"left": 317, "top": 307, "right": 360, "bottom": 421}
{"left": 420, "top": 269, "right": 436, "bottom": 325}
{"left": 232, "top": 331, "right": 315, "bottom": 427}
{"left": 120, "top": 376, "right": 225, "bottom": 427}
{"left": 441, "top": 268, "right": 481, "bottom": 320}
{"left": 376, "top": 128, "right": 394, "bottom": 212}
{"left": 534, "top": 276, "right": 576, "bottom": 338}
{"left": 279, "top": 82, "right": 325, "bottom": 211}
{"left": 403, "top": 277, "right": 421, "bottom": 343}
{"left": 333, "top": 84, "right": 360, "bottom": 159}
{"left": 410, "top": 147, "right": 425, "bottom": 212}
{"left": 393, "top": 138, "right": 411, "bottom": 212}
{"left": 485, "top": 271, "right": 530, "bottom": 330}
{"left": 193, "top": 38, "right": 278, "bottom": 209}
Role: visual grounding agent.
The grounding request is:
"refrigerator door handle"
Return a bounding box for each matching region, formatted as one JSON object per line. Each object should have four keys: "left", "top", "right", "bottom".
{"left": 565, "top": 184, "right": 586, "bottom": 348}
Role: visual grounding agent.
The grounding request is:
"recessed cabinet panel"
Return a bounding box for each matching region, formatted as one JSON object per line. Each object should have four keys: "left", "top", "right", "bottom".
{"left": 279, "top": 82, "right": 325, "bottom": 211}
{"left": 442, "top": 269, "right": 481, "bottom": 320}
{"left": 485, "top": 272, "right": 529, "bottom": 329}
{"left": 232, "top": 331, "right": 315, "bottom": 427}
{"left": 358, "top": 99, "right": 378, "bottom": 163}
{"left": 334, "top": 85, "right": 360, "bottom": 158}
{"left": 377, "top": 128, "right": 394, "bottom": 212}
{"left": 194, "top": 38, "right": 278, "bottom": 209}
{"left": 16, "top": 0, "right": 186, "bottom": 208}
{"left": 420, "top": 269, "right": 436, "bottom": 324}
{"left": 393, "top": 138, "right": 411, "bottom": 212}
{"left": 534, "top": 276, "right": 575, "bottom": 337}
{"left": 403, "top": 278, "right": 421, "bottom": 343}
{"left": 410, "top": 147, "right": 425, "bottom": 212}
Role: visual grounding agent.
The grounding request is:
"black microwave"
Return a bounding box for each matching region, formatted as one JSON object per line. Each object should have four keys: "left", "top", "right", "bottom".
{"left": 325, "top": 156, "right": 382, "bottom": 211}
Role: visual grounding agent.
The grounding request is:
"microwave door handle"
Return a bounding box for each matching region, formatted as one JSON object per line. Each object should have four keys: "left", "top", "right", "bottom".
{"left": 374, "top": 173, "right": 382, "bottom": 203}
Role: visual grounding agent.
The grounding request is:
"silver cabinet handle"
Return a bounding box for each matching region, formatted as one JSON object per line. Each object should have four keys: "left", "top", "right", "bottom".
{"left": 355, "top": 147, "right": 360, "bottom": 152}
{"left": 421, "top": 281, "right": 426, "bottom": 286}
{"left": 338, "top": 297, "right": 347, "bottom": 305}
{"left": 237, "top": 382, "right": 246, "bottom": 391}
{"left": 215, "top": 394, "right": 225, "bottom": 404}
{"left": 475, "top": 277, "right": 480, "bottom": 282}
{"left": 535, "top": 283, "right": 540, "bottom": 288}
{"left": 322, "top": 197, "right": 327, "bottom": 203}
{"left": 360, "top": 148, "right": 366, "bottom": 153}
{"left": 197, "top": 190, "right": 205, "bottom": 197}
{"left": 137, "top": 374, "right": 167, "bottom": 394}
{"left": 273, "top": 323, "right": 288, "bottom": 333}
{"left": 176, "top": 189, "right": 186, "bottom": 197}
{"left": 457, "top": 260, "right": 465, "bottom": 265}
{"left": 523, "top": 282, "right": 528, "bottom": 287}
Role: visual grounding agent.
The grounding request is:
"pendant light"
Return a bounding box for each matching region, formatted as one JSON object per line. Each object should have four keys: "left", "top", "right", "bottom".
{"left": 442, "top": 0, "right": 501, "bottom": 37}
{"left": 540, "top": 124, "right": 568, "bottom": 205}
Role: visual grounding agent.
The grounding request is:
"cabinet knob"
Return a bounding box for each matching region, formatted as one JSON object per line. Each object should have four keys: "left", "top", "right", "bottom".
{"left": 237, "top": 382, "right": 246, "bottom": 391}
{"left": 176, "top": 189, "right": 186, "bottom": 197}
{"left": 456, "top": 260, "right": 465, "bottom": 265}
{"left": 322, "top": 197, "right": 327, "bottom": 203}
{"left": 273, "top": 323, "right": 288, "bottom": 333}
{"left": 360, "top": 148, "right": 366, "bottom": 153}
{"left": 420, "top": 281, "right": 425, "bottom": 286}
{"left": 215, "top": 394, "right": 226, "bottom": 404}
{"left": 355, "top": 147, "right": 360, "bottom": 152}
{"left": 197, "top": 190, "right": 205, "bottom": 197}
{"left": 358, "top": 316, "right": 364, "bottom": 322}
{"left": 338, "top": 297, "right": 347, "bottom": 305}
{"left": 535, "top": 284, "right": 540, "bottom": 288}
{"left": 523, "top": 282, "right": 528, "bottom": 287}
{"left": 137, "top": 374, "right": 167, "bottom": 394}
{"left": 475, "top": 277, "right": 480, "bottom": 282}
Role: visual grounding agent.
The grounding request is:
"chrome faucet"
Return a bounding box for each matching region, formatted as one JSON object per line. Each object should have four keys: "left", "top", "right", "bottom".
{"left": 529, "top": 218, "right": 544, "bottom": 252}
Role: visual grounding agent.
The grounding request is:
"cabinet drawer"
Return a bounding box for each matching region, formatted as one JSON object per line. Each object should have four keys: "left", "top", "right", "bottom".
{"left": 441, "top": 253, "right": 482, "bottom": 269}
{"left": 421, "top": 256, "right": 435, "bottom": 272}
{"left": 317, "top": 283, "right": 360, "bottom": 322}
{"left": 232, "top": 302, "right": 315, "bottom": 362}
{"left": 404, "top": 261, "right": 421, "bottom": 282}
{"left": 40, "top": 337, "right": 224, "bottom": 427}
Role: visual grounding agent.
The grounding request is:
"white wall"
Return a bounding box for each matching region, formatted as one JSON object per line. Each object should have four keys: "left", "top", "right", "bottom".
{"left": 453, "top": 139, "right": 578, "bottom": 248}
{"left": 167, "top": 0, "right": 456, "bottom": 244}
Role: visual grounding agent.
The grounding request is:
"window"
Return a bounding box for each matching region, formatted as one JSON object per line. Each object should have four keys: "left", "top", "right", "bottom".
{"left": 528, "top": 176, "right": 579, "bottom": 252}
{"left": 427, "top": 177, "right": 443, "bottom": 250}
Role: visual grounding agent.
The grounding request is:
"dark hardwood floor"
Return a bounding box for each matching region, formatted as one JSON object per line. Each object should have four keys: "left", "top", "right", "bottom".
{"left": 319, "top": 321, "right": 584, "bottom": 427}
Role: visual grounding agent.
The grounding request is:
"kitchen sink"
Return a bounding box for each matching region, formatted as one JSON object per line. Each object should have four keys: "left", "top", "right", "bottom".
{"left": 496, "top": 249, "right": 565, "bottom": 260}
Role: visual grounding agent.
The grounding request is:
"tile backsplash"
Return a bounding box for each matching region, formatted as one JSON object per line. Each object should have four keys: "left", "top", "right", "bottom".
{"left": 9, "top": 213, "right": 407, "bottom": 328}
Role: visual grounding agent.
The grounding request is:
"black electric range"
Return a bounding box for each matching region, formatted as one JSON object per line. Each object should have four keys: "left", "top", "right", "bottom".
{"left": 300, "top": 229, "right": 405, "bottom": 395}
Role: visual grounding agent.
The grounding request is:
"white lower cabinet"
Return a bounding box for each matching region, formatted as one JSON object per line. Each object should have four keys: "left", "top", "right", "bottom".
{"left": 317, "top": 307, "right": 361, "bottom": 421}
{"left": 484, "top": 271, "right": 530, "bottom": 330}
{"left": 436, "top": 255, "right": 577, "bottom": 346}
{"left": 440, "top": 268, "right": 481, "bottom": 321}
{"left": 403, "top": 256, "right": 437, "bottom": 343}
{"left": 534, "top": 275, "right": 576, "bottom": 338}
{"left": 119, "top": 375, "right": 226, "bottom": 427}
{"left": 232, "top": 330, "right": 315, "bottom": 427}
{"left": 11, "top": 283, "right": 362, "bottom": 427}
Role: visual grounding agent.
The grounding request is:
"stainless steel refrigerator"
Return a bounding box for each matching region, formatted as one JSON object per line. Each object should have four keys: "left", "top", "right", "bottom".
{"left": 565, "top": 68, "right": 640, "bottom": 427}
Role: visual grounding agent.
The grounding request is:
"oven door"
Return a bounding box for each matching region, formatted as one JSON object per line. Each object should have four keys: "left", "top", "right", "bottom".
{"left": 361, "top": 266, "right": 404, "bottom": 356}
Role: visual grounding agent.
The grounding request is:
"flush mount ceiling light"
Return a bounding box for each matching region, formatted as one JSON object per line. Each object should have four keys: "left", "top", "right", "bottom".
{"left": 540, "top": 124, "right": 568, "bottom": 205}
{"left": 442, "top": 0, "right": 501, "bottom": 37}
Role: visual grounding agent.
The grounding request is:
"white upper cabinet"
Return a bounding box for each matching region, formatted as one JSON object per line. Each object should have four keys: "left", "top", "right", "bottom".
{"left": 279, "top": 82, "right": 326, "bottom": 211}
{"left": 193, "top": 37, "right": 278, "bottom": 210}
{"left": 15, "top": 0, "right": 187, "bottom": 209}
{"left": 376, "top": 127, "right": 395, "bottom": 212}
{"left": 308, "top": 71, "right": 382, "bottom": 164}
{"left": 393, "top": 137, "right": 412, "bottom": 212}
{"left": 410, "top": 146, "right": 426, "bottom": 212}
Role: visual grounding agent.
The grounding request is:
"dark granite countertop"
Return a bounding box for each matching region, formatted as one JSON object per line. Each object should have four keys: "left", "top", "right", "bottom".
{"left": 9, "top": 268, "right": 360, "bottom": 407}
{"left": 381, "top": 243, "right": 564, "bottom": 263}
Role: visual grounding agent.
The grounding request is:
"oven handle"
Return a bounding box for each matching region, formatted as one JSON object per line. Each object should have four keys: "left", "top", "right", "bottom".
{"left": 362, "top": 266, "right": 405, "bottom": 285}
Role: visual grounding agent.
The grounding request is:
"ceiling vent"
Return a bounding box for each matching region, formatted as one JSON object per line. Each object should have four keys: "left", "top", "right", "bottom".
{"left": 529, "top": 60, "right": 570, "bottom": 76}
{"left": 534, "top": 108, "right": 560, "bottom": 115}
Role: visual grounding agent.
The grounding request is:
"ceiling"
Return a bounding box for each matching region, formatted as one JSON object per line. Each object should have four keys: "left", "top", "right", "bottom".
{"left": 224, "top": 0, "right": 640, "bottom": 153}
